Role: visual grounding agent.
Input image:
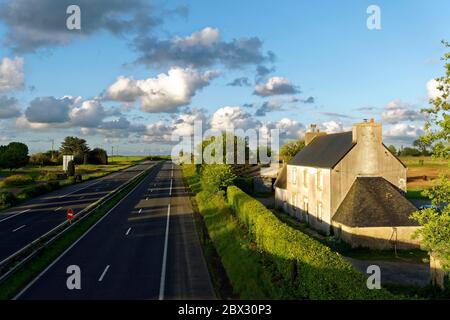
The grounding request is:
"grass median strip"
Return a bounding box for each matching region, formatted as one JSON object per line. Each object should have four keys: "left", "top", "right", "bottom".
{"left": 0, "top": 165, "right": 156, "bottom": 300}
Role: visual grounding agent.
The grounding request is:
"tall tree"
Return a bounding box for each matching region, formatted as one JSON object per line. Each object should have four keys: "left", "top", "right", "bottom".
{"left": 60, "top": 136, "right": 90, "bottom": 164}
{"left": 411, "top": 41, "right": 450, "bottom": 279}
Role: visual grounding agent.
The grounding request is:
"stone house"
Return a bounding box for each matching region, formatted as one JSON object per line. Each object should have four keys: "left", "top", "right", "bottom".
{"left": 274, "top": 119, "right": 421, "bottom": 249}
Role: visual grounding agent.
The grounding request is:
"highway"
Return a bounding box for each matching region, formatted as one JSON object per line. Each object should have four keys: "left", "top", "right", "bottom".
{"left": 16, "top": 162, "right": 215, "bottom": 299}
{"left": 0, "top": 162, "right": 155, "bottom": 264}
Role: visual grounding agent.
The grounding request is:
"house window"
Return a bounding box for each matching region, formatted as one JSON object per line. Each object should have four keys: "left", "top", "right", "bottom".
{"left": 317, "top": 169, "right": 323, "bottom": 191}
{"left": 303, "top": 197, "right": 309, "bottom": 223}
{"left": 303, "top": 169, "right": 308, "bottom": 188}
{"left": 291, "top": 167, "right": 297, "bottom": 184}
{"left": 317, "top": 201, "right": 323, "bottom": 222}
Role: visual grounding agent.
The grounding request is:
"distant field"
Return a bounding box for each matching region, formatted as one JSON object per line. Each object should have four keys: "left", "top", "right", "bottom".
{"left": 0, "top": 155, "right": 147, "bottom": 195}
{"left": 400, "top": 156, "right": 449, "bottom": 198}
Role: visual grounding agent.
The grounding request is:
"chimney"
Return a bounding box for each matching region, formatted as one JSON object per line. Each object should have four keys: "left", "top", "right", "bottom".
{"left": 352, "top": 119, "right": 382, "bottom": 176}
{"left": 305, "top": 124, "right": 326, "bottom": 145}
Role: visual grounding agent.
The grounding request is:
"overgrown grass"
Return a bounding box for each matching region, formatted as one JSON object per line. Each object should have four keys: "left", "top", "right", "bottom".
{"left": 0, "top": 156, "right": 147, "bottom": 211}
{"left": 196, "top": 191, "right": 278, "bottom": 299}
{"left": 0, "top": 165, "right": 154, "bottom": 300}
{"left": 272, "top": 209, "right": 428, "bottom": 264}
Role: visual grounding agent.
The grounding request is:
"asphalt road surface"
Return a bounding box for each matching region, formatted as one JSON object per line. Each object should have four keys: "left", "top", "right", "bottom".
{"left": 16, "top": 162, "right": 215, "bottom": 300}
{"left": 0, "top": 162, "right": 155, "bottom": 264}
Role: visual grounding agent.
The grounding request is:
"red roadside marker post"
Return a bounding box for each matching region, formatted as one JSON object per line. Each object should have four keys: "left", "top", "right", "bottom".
{"left": 67, "top": 208, "right": 74, "bottom": 224}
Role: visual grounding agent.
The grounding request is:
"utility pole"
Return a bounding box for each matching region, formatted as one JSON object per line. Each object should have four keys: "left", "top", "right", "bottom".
{"left": 111, "top": 146, "right": 114, "bottom": 161}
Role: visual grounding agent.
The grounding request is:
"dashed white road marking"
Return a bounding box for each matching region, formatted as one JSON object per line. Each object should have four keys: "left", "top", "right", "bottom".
{"left": 138, "top": 209, "right": 142, "bottom": 214}
{"left": 125, "top": 227, "right": 131, "bottom": 235}
{"left": 98, "top": 265, "right": 110, "bottom": 282}
{"left": 159, "top": 204, "right": 171, "bottom": 300}
{"left": 12, "top": 225, "right": 26, "bottom": 232}
{"left": 0, "top": 209, "right": 31, "bottom": 223}
{"left": 54, "top": 207, "right": 62, "bottom": 212}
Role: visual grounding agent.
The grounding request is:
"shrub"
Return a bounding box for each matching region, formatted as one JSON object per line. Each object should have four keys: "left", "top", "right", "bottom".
{"left": 2, "top": 174, "right": 34, "bottom": 187}
{"left": 29, "top": 153, "right": 52, "bottom": 166}
{"left": 88, "top": 148, "right": 108, "bottom": 165}
{"left": 0, "top": 191, "right": 16, "bottom": 207}
{"left": 201, "top": 164, "right": 236, "bottom": 192}
{"left": 67, "top": 160, "right": 75, "bottom": 177}
{"left": 226, "top": 186, "right": 393, "bottom": 299}
{"left": 38, "top": 172, "right": 58, "bottom": 181}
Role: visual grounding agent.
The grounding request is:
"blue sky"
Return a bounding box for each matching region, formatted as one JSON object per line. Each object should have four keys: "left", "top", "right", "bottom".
{"left": 0, "top": 0, "right": 449, "bottom": 155}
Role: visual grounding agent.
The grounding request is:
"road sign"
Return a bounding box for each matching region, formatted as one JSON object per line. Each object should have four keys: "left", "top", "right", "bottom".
{"left": 67, "top": 208, "right": 74, "bottom": 223}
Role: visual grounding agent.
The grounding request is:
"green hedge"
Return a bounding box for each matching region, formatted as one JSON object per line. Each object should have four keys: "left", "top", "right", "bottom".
{"left": 227, "top": 185, "right": 393, "bottom": 299}
{"left": 196, "top": 191, "right": 280, "bottom": 299}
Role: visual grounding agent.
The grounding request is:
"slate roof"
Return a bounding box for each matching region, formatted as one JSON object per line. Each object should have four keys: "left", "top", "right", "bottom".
{"left": 288, "top": 132, "right": 354, "bottom": 168}
{"left": 274, "top": 163, "right": 287, "bottom": 189}
{"left": 332, "top": 177, "right": 418, "bottom": 228}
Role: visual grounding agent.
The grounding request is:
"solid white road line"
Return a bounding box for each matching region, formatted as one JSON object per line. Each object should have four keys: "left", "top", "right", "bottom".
{"left": 159, "top": 203, "right": 171, "bottom": 300}
{"left": 125, "top": 227, "right": 131, "bottom": 235}
{"left": 12, "top": 225, "right": 26, "bottom": 232}
{"left": 0, "top": 209, "right": 30, "bottom": 223}
{"left": 13, "top": 168, "right": 153, "bottom": 300}
{"left": 169, "top": 179, "right": 173, "bottom": 196}
{"left": 54, "top": 207, "right": 62, "bottom": 212}
{"left": 98, "top": 265, "right": 110, "bottom": 282}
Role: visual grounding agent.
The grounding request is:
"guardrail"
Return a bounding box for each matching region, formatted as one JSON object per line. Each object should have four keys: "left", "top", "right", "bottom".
{"left": 0, "top": 162, "right": 161, "bottom": 285}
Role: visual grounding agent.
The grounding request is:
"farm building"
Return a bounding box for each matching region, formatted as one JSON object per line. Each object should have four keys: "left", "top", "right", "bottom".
{"left": 274, "top": 119, "right": 421, "bottom": 249}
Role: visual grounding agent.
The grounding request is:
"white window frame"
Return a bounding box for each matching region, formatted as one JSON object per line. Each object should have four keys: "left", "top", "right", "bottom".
{"left": 303, "top": 168, "right": 308, "bottom": 188}
{"left": 291, "top": 167, "right": 297, "bottom": 185}
{"left": 317, "top": 169, "right": 323, "bottom": 191}
{"left": 317, "top": 201, "right": 323, "bottom": 222}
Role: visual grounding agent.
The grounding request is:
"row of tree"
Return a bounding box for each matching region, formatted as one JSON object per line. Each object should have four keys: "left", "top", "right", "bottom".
{"left": 0, "top": 136, "right": 109, "bottom": 171}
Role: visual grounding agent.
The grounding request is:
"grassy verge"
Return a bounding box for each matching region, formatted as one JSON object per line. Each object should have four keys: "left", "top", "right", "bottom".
{"left": 182, "top": 164, "right": 277, "bottom": 299}
{"left": 196, "top": 191, "right": 278, "bottom": 299}
{"left": 0, "top": 165, "right": 154, "bottom": 300}
{"left": 0, "top": 158, "right": 146, "bottom": 211}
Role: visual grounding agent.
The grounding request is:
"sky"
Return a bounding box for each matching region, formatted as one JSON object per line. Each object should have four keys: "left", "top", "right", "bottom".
{"left": 0, "top": 0, "right": 449, "bottom": 155}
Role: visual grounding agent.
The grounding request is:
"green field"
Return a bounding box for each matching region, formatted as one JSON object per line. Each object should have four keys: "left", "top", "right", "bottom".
{"left": 399, "top": 156, "right": 449, "bottom": 199}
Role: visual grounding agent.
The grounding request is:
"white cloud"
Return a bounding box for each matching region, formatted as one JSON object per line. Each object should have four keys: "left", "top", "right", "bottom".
{"left": 15, "top": 115, "right": 52, "bottom": 130}
{"left": 105, "top": 67, "right": 219, "bottom": 113}
{"left": 69, "top": 99, "right": 108, "bottom": 128}
{"left": 321, "top": 121, "right": 344, "bottom": 134}
{"left": 381, "top": 100, "right": 425, "bottom": 124}
{"left": 25, "top": 96, "right": 78, "bottom": 123}
{"left": 174, "top": 27, "right": 220, "bottom": 47}
{"left": 0, "top": 95, "right": 21, "bottom": 119}
{"left": 210, "top": 106, "right": 259, "bottom": 131}
{"left": 426, "top": 78, "right": 442, "bottom": 100}
{"left": 384, "top": 123, "right": 424, "bottom": 142}
{"left": 0, "top": 57, "right": 24, "bottom": 93}
{"left": 273, "top": 118, "right": 305, "bottom": 139}
{"left": 254, "top": 76, "right": 300, "bottom": 97}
